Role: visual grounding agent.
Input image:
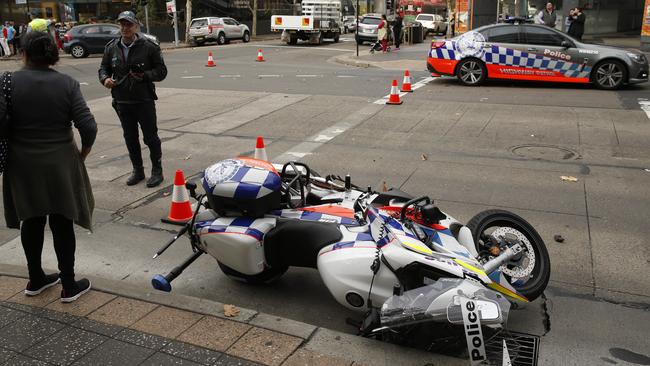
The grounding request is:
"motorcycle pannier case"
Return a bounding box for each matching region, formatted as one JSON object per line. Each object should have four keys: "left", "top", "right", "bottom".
{"left": 202, "top": 157, "right": 282, "bottom": 218}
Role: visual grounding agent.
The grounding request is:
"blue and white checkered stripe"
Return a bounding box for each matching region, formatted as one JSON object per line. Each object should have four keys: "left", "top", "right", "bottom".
{"left": 483, "top": 45, "right": 591, "bottom": 78}
{"left": 269, "top": 209, "right": 357, "bottom": 225}
{"left": 429, "top": 41, "right": 591, "bottom": 79}
{"left": 196, "top": 217, "right": 276, "bottom": 241}
{"left": 206, "top": 165, "right": 281, "bottom": 200}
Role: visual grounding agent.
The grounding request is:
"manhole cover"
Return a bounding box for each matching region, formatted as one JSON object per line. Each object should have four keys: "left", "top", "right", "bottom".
{"left": 511, "top": 145, "right": 578, "bottom": 161}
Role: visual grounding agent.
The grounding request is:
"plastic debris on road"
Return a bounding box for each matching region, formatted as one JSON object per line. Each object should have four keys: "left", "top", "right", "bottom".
{"left": 561, "top": 176, "right": 578, "bottom": 182}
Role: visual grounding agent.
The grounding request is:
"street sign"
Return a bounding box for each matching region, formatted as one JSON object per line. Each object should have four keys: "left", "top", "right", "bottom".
{"left": 16, "top": 0, "right": 27, "bottom": 4}
{"left": 166, "top": 0, "right": 176, "bottom": 13}
{"left": 233, "top": 0, "right": 249, "bottom": 9}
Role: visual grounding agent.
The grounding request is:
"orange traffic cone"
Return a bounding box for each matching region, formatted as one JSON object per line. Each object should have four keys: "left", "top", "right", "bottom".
{"left": 256, "top": 49, "right": 265, "bottom": 62}
{"left": 401, "top": 70, "right": 413, "bottom": 92}
{"left": 386, "top": 80, "right": 403, "bottom": 105}
{"left": 161, "top": 170, "right": 193, "bottom": 225}
{"left": 206, "top": 52, "right": 216, "bottom": 67}
{"left": 254, "top": 136, "right": 268, "bottom": 161}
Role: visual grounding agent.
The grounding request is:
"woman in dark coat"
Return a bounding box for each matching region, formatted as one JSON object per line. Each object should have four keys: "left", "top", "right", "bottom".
{"left": 1, "top": 31, "right": 97, "bottom": 303}
{"left": 568, "top": 7, "right": 586, "bottom": 41}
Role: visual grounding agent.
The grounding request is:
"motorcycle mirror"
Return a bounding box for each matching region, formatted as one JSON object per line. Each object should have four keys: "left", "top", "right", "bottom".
{"left": 185, "top": 181, "right": 197, "bottom": 199}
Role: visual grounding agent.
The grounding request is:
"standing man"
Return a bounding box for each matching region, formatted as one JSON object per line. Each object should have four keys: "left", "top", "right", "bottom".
{"left": 567, "top": 7, "right": 586, "bottom": 41}
{"left": 536, "top": 2, "right": 557, "bottom": 28}
{"left": 393, "top": 12, "right": 403, "bottom": 50}
{"left": 98, "top": 11, "right": 167, "bottom": 187}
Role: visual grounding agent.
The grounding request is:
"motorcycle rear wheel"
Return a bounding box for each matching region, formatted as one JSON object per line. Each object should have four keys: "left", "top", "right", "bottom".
{"left": 217, "top": 261, "right": 288, "bottom": 285}
{"left": 466, "top": 209, "right": 550, "bottom": 301}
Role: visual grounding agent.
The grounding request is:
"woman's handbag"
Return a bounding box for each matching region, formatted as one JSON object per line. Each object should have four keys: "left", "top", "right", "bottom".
{"left": 0, "top": 71, "right": 13, "bottom": 175}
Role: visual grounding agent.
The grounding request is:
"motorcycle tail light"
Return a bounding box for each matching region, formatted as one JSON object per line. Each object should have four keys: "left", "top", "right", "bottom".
{"left": 431, "top": 41, "right": 445, "bottom": 49}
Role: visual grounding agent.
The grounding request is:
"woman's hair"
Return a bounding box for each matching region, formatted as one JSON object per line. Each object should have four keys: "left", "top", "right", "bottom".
{"left": 22, "top": 31, "right": 59, "bottom": 67}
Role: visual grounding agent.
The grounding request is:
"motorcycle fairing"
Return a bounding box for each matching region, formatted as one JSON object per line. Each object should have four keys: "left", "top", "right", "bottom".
{"left": 318, "top": 225, "right": 376, "bottom": 256}
{"left": 195, "top": 217, "right": 275, "bottom": 241}
{"left": 269, "top": 208, "right": 357, "bottom": 225}
{"left": 487, "top": 269, "right": 529, "bottom": 302}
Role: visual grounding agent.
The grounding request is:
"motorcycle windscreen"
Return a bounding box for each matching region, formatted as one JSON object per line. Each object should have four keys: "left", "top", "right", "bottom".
{"left": 379, "top": 278, "right": 511, "bottom": 329}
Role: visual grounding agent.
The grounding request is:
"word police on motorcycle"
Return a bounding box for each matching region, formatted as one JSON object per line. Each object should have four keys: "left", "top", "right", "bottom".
{"left": 461, "top": 298, "right": 486, "bottom": 364}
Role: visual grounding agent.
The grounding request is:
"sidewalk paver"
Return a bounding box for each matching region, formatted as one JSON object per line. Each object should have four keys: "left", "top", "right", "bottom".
{"left": 0, "top": 276, "right": 25, "bottom": 300}
{"left": 87, "top": 296, "right": 158, "bottom": 327}
{"left": 46, "top": 290, "right": 116, "bottom": 317}
{"left": 130, "top": 306, "right": 203, "bottom": 339}
{"left": 227, "top": 327, "right": 302, "bottom": 366}
{"left": 177, "top": 316, "right": 251, "bottom": 352}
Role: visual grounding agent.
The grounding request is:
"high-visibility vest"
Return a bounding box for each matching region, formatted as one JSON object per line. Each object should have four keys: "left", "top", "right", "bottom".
{"left": 28, "top": 18, "right": 49, "bottom": 33}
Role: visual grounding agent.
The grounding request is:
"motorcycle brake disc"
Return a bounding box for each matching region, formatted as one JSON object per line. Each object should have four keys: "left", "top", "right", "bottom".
{"left": 490, "top": 227, "right": 536, "bottom": 279}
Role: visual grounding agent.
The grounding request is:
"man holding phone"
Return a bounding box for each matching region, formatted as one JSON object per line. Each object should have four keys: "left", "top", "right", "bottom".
{"left": 99, "top": 11, "right": 167, "bottom": 187}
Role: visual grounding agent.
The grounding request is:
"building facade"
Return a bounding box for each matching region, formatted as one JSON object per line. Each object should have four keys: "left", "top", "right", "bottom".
{"left": 1, "top": 0, "right": 134, "bottom": 24}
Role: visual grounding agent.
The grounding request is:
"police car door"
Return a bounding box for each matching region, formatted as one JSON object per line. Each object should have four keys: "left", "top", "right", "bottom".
{"left": 480, "top": 25, "right": 530, "bottom": 80}
{"left": 521, "top": 25, "right": 583, "bottom": 82}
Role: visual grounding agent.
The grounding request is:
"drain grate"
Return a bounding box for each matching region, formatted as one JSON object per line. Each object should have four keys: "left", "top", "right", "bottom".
{"left": 484, "top": 331, "right": 540, "bottom": 366}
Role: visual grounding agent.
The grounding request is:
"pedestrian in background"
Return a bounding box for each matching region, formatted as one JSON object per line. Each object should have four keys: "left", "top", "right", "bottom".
{"left": 393, "top": 12, "right": 403, "bottom": 50}
{"left": 0, "top": 24, "right": 10, "bottom": 57}
{"left": 450, "top": 14, "right": 456, "bottom": 37}
{"left": 1, "top": 31, "right": 97, "bottom": 303}
{"left": 99, "top": 11, "right": 167, "bottom": 187}
{"left": 568, "top": 7, "right": 586, "bottom": 41}
{"left": 7, "top": 21, "right": 16, "bottom": 55}
{"left": 535, "top": 2, "right": 557, "bottom": 28}
{"left": 378, "top": 14, "right": 388, "bottom": 53}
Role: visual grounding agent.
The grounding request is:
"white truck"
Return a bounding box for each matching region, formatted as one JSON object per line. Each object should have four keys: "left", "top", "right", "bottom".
{"left": 271, "top": 0, "right": 342, "bottom": 45}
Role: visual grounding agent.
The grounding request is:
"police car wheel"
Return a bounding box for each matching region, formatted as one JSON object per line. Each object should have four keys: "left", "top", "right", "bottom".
{"left": 71, "top": 44, "right": 87, "bottom": 59}
{"left": 593, "top": 60, "right": 626, "bottom": 90}
{"left": 466, "top": 209, "right": 550, "bottom": 301}
{"left": 457, "top": 59, "right": 486, "bottom": 86}
{"left": 217, "top": 261, "right": 288, "bottom": 285}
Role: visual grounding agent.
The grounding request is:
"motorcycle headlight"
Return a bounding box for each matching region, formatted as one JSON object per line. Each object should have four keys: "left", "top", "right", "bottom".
{"left": 627, "top": 52, "right": 647, "bottom": 64}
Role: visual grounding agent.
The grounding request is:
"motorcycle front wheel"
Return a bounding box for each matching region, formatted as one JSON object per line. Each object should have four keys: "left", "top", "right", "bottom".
{"left": 466, "top": 209, "right": 550, "bottom": 301}
{"left": 217, "top": 261, "right": 288, "bottom": 285}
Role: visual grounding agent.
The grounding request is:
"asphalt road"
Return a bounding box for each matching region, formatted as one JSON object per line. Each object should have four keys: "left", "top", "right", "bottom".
{"left": 1, "top": 34, "right": 649, "bottom": 365}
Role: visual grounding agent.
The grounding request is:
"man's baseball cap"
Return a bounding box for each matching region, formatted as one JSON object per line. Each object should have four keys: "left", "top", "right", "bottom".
{"left": 117, "top": 11, "right": 139, "bottom": 24}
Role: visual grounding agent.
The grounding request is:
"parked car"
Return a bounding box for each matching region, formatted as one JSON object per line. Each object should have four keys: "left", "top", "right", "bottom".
{"left": 342, "top": 16, "right": 357, "bottom": 34}
{"left": 189, "top": 17, "right": 250, "bottom": 46}
{"left": 415, "top": 13, "right": 447, "bottom": 36}
{"left": 355, "top": 15, "right": 382, "bottom": 45}
{"left": 62, "top": 23, "right": 159, "bottom": 58}
{"left": 427, "top": 23, "right": 649, "bottom": 89}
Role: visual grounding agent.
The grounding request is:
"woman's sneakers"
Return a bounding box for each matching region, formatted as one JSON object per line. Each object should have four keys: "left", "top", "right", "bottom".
{"left": 61, "top": 278, "right": 92, "bottom": 303}
{"left": 25, "top": 273, "right": 61, "bottom": 296}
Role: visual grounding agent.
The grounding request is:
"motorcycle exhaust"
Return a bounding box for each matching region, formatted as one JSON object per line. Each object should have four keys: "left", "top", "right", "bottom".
{"left": 482, "top": 243, "right": 523, "bottom": 274}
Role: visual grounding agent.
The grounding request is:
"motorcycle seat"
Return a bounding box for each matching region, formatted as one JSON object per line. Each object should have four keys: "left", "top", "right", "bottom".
{"left": 264, "top": 218, "right": 343, "bottom": 269}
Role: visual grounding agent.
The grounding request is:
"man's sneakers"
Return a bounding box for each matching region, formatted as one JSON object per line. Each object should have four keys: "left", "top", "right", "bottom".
{"left": 60, "top": 278, "right": 92, "bottom": 303}
{"left": 24, "top": 273, "right": 61, "bottom": 296}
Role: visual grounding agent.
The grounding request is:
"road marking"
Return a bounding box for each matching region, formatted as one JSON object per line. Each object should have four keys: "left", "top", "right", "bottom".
{"left": 252, "top": 44, "right": 352, "bottom": 52}
{"left": 638, "top": 98, "right": 650, "bottom": 119}
{"left": 296, "top": 74, "right": 322, "bottom": 78}
{"left": 79, "top": 82, "right": 89, "bottom": 86}
{"left": 374, "top": 76, "right": 436, "bottom": 104}
{"left": 219, "top": 75, "right": 241, "bottom": 78}
{"left": 258, "top": 74, "right": 282, "bottom": 78}
{"left": 336, "top": 75, "right": 357, "bottom": 78}
{"left": 181, "top": 76, "right": 204, "bottom": 79}
{"left": 274, "top": 103, "right": 382, "bottom": 163}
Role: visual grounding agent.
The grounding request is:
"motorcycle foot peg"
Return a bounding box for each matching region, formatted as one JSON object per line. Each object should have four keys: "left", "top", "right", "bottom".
{"left": 151, "top": 274, "right": 172, "bottom": 292}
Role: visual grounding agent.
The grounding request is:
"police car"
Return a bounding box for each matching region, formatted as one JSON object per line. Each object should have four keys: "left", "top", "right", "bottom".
{"left": 427, "top": 22, "right": 649, "bottom": 90}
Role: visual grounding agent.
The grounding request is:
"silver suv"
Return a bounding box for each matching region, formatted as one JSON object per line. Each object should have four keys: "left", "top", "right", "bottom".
{"left": 189, "top": 17, "right": 250, "bottom": 46}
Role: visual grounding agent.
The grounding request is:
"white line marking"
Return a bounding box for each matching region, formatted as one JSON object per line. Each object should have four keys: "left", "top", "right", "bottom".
{"left": 79, "top": 82, "right": 89, "bottom": 86}
{"left": 296, "top": 75, "right": 322, "bottom": 78}
{"left": 219, "top": 75, "right": 241, "bottom": 78}
{"left": 374, "top": 76, "right": 435, "bottom": 104}
{"left": 314, "top": 134, "right": 332, "bottom": 142}
{"left": 181, "top": 76, "right": 204, "bottom": 79}
{"left": 258, "top": 74, "right": 281, "bottom": 78}
{"left": 336, "top": 75, "right": 358, "bottom": 78}
{"left": 638, "top": 98, "right": 650, "bottom": 120}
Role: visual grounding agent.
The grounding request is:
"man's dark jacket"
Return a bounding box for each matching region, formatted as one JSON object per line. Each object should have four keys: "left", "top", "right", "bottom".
{"left": 98, "top": 35, "right": 167, "bottom": 103}
{"left": 568, "top": 13, "right": 586, "bottom": 39}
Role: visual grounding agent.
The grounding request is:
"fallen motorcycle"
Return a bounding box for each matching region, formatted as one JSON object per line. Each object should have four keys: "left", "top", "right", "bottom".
{"left": 151, "top": 155, "right": 550, "bottom": 361}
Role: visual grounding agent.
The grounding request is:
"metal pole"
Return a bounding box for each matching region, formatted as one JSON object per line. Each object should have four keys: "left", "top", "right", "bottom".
{"left": 144, "top": 4, "right": 150, "bottom": 33}
{"left": 173, "top": 7, "right": 179, "bottom": 46}
{"left": 356, "top": 0, "right": 359, "bottom": 57}
{"left": 497, "top": 0, "right": 500, "bottom": 22}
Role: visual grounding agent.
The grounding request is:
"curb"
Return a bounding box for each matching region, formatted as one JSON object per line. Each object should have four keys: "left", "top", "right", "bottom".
{"left": 333, "top": 53, "right": 377, "bottom": 68}
{"left": 0, "top": 263, "right": 465, "bottom": 366}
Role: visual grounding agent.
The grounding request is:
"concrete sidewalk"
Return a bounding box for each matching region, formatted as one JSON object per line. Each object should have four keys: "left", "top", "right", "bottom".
{"left": 0, "top": 270, "right": 464, "bottom": 366}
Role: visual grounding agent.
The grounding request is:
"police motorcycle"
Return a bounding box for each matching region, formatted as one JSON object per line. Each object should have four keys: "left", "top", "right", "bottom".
{"left": 151, "top": 156, "right": 550, "bottom": 358}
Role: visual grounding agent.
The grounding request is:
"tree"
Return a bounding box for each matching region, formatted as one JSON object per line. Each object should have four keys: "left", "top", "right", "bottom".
{"left": 185, "top": 0, "right": 192, "bottom": 43}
